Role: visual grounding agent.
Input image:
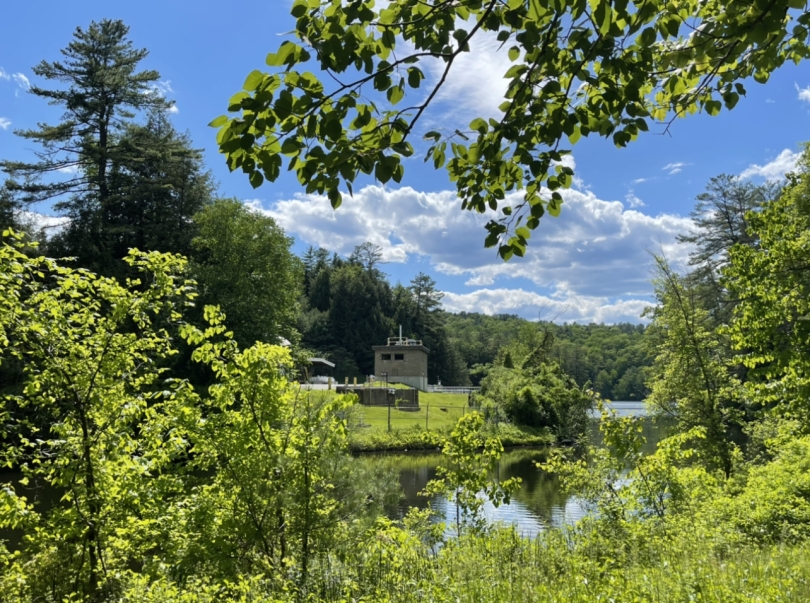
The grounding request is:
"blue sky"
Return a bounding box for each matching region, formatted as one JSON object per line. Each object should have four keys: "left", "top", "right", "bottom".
{"left": 2, "top": 1, "right": 809, "bottom": 324}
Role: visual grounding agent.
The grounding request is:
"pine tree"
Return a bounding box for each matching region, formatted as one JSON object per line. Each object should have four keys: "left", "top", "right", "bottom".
{"left": 1, "top": 20, "right": 174, "bottom": 271}
{"left": 47, "top": 110, "right": 214, "bottom": 277}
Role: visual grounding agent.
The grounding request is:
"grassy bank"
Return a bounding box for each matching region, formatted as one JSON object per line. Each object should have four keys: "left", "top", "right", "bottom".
{"left": 343, "top": 390, "right": 554, "bottom": 451}
{"left": 348, "top": 420, "right": 553, "bottom": 452}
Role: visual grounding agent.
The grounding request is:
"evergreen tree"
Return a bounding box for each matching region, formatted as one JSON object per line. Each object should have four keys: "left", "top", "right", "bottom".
{"left": 328, "top": 264, "right": 393, "bottom": 375}
{"left": 677, "top": 175, "right": 776, "bottom": 325}
{"left": 49, "top": 110, "right": 214, "bottom": 276}
{"left": 1, "top": 19, "right": 170, "bottom": 205}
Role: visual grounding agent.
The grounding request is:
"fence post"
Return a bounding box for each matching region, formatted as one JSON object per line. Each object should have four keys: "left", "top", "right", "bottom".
{"left": 388, "top": 398, "right": 391, "bottom": 432}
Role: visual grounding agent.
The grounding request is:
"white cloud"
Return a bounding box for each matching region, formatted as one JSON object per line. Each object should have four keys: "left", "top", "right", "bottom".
{"left": 766, "top": 98, "right": 776, "bottom": 104}
{"left": 57, "top": 165, "right": 79, "bottom": 174}
{"left": 421, "top": 29, "right": 512, "bottom": 127}
{"left": 739, "top": 149, "right": 799, "bottom": 181}
{"left": 168, "top": 105, "right": 179, "bottom": 114}
{"left": 625, "top": 191, "right": 645, "bottom": 208}
{"left": 12, "top": 73, "right": 30, "bottom": 90}
{"left": 441, "top": 288, "right": 652, "bottom": 324}
{"left": 17, "top": 212, "right": 70, "bottom": 236}
{"left": 0, "top": 67, "right": 9, "bottom": 80}
{"left": 145, "top": 80, "right": 174, "bottom": 98}
{"left": 631, "top": 177, "right": 647, "bottom": 184}
{"left": 796, "top": 83, "right": 810, "bottom": 103}
{"left": 0, "top": 117, "right": 10, "bottom": 130}
{"left": 258, "top": 181, "right": 692, "bottom": 322}
{"left": 662, "top": 162, "right": 688, "bottom": 175}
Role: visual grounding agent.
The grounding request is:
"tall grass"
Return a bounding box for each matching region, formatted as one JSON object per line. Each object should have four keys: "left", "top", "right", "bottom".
{"left": 121, "top": 524, "right": 810, "bottom": 602}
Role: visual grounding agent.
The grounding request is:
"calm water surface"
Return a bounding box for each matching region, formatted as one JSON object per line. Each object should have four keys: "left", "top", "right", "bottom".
{"left": 360, "top": 401, "right": 667, "bottom": 537}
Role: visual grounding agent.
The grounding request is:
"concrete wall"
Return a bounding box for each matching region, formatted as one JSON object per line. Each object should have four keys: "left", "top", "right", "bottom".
{"left": 373, "top": 344, "right": 429, "bottom": 391}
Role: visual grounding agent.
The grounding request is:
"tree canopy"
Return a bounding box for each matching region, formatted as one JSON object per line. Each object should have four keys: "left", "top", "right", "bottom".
{"left": 213, "top": 0, "right": 810, "bottom": 258}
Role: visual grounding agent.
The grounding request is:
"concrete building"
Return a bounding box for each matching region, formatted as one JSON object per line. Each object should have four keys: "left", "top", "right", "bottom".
{"left": 373, "top": 336, "right": 429, "bottom": 391}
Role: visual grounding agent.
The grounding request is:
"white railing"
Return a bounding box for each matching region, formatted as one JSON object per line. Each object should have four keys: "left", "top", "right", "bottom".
{"left": 427, "top": 385, "right": 481, "bottom": 394}
{"left": 385, "top": 337, "right": 423, "bottom": 346}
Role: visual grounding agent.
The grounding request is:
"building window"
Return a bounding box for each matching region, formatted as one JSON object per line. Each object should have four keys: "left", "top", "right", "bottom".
{"left": 394, "top": 353, "right": 404, "bottom": 361}
{"left": 381, "top": 353, "right": 391, "bottom": 361}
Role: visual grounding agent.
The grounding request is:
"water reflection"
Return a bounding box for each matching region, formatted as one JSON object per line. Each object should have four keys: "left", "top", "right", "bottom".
{"left": 362, "top": 401, "right": 668, "bottom": 536}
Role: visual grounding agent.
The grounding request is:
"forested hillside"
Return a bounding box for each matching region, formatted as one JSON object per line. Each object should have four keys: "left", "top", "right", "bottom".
{"left": 446, "top": 313, "right": 651, "bottom": 398}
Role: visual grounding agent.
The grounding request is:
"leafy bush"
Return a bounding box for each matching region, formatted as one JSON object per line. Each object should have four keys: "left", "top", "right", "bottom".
{"left": 478, "top": 362, "right": 591, "bottom": 439}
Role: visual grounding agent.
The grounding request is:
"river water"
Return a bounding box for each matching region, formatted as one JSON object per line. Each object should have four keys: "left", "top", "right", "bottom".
{"left": 358, "top": 401, "right": 667, "bottom": 537}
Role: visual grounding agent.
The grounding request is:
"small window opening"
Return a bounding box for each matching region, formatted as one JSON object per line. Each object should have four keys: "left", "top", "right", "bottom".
{"left": 381, "top": 353, "right": 391, "bottom": 361}
{"left": 394, "top": 353, "right": 405, "bottom": 361}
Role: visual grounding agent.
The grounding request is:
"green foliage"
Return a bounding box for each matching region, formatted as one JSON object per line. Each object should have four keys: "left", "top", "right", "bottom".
{"left": 446, "top": 312, "right": 651, "bottom": 396}
{"left": 216, "top": 0, "right": 810, "bottom": 254}
{"left": 175, "top": 314, "right": 361, "bottom": 585}
{"left": 646, "top": 255, "right": 743, "bottom": 476}
{"left": 478, "top": 361, "right": 591, "bottom": 439}
{"left": 190, "top": 198, "right": 301, "bottom": 348}
{"left": 0, "top": 231, "right": 198, "bottom": 601}
{"left": 0, "top": 234, "right": 383, "bottom": 600}
{"left": 53, "top": 111, "right": 215, "bottom": 278}
{"left": 725, "top": 147, "right": 810, "bottom": 425}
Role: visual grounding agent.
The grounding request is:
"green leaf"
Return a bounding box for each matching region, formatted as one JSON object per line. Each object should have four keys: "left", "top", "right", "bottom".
{"left": 470, "top": 118, "right": 488, "bottom": 134}
{"left": 328, "top": 188, "right": 342, "bottom": 209}
{"left": 639, "top": 27, "right": 656, "bottom": 47}
{"left": 243, "top": 70, "right": 264, "bottom": 92}
{"left": 548, "top": 198, "right": 563, "bottom": 217}
{"left": 407, "top": 67, "right": 423, "bottom": 89}
{"left": 281, "top": 138, "right": 300, "bottom": 156}
{"left": 290, "top": 0, "right": 308, "bottom": 17}
{"left": 249, "top": 171, "right": 264, "bottom": 189}
{"left": 228, "top": 92, "right": 249, "bottom": 111}
{"left": 387, "top": 85, "right": 404, "bottom": 105}
{"left": 508, "top": 46, "right": 520, "bottom": 62}
{"left": 704, "top": 100, "right": 722, "bottom": 116}
{"left": 208, "top": 115, "right": 229, "bottom": 128}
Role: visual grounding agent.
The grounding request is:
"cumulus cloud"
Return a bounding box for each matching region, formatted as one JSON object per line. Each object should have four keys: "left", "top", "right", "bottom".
{"left": 739, "top": 149, "right": 799, "bottom": 181}
{"left": 662, "top": 162, "right": 688, "bottom": 175}
{"left": 0, "top": 117, "right": 10, "bottom": 130}
{"left": 441, "top": 288, "right": 653, "bottom": 324}
{"left": 256, "top": 180, "right": 692, "bottom": 324}
{"left": 16, "top": 212, "right": 70, "bottom": 236}
{"left": 168, "top": 105, "right": 179, "bottom": 114}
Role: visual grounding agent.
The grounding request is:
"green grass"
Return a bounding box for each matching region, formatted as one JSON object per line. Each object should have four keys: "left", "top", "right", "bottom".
{"left": 354, "top": 392, "right": 470, "bottom": 431}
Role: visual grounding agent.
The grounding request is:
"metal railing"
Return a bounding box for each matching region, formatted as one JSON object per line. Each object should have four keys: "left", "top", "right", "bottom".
{"left": 426, "top": 385, "right": 481, "bottom": 394}
{"left": 385, "top": 337, "right": 423, "bottom": 346}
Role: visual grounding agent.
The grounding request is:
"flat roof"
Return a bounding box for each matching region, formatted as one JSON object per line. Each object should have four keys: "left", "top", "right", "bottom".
{"left": 372, "top": 344, "right": 430, "bottom": 353}
{"left": 308, "top": 357, "right": 336, "bottom": 367}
